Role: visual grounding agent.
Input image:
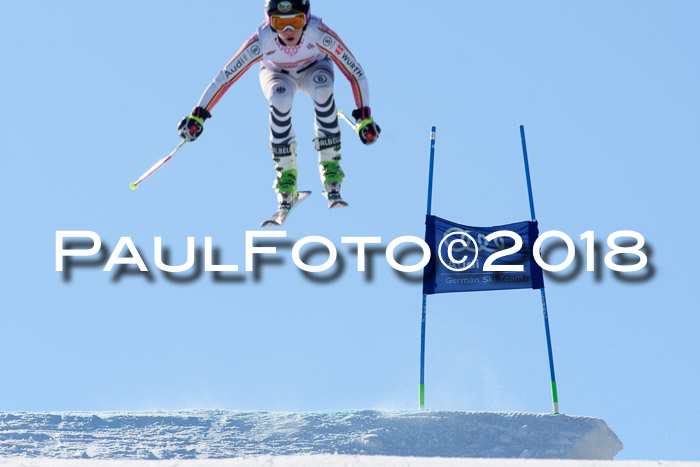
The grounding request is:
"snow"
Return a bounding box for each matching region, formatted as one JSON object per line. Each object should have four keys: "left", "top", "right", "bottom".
{"left": 0, "top": 410, "right": 625, "bottom": 461}
{"left": 2, "top": 459, "right": 700, "bottom": 467}
{"left": 2, "top": 409, "right": 699, "bottom": 466}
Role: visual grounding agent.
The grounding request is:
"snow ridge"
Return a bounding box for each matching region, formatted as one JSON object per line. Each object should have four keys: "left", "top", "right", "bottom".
{"left": 0, "top": 410, "right": 622, "bottom": 460}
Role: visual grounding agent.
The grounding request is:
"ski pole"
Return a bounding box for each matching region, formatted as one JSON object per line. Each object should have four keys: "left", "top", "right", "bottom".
{"left": 130, "top": 139, "right": 187, "bottom": 190}
{"left": 337, "top": 110, "right": 357, "bottom": 131}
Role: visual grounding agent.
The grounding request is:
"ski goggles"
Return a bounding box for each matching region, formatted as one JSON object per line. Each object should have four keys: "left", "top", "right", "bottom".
{"left": 270, "top": 12, "right": 307, "bottom": 31}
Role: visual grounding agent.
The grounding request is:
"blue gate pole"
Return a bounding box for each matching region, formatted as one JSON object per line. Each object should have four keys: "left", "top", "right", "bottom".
{"left": 520, "top": 125, "right": 560, "bottom": 414}
{"left": 420, "top": 126, "right": 437, "bottom": 409}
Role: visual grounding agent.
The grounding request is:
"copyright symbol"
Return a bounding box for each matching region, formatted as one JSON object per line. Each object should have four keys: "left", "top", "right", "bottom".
{"left": 438, "top": 231, "right": 479, "bottom": 272}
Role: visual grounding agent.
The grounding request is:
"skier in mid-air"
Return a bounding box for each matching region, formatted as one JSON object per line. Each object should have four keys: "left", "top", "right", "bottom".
{"left": 178, "top": 0, "right": 380, "bottom": 222}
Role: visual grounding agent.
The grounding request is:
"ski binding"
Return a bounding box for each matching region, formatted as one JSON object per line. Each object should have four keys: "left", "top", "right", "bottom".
{"left": 323, "top": 190, "right": 349, "bottom": 209}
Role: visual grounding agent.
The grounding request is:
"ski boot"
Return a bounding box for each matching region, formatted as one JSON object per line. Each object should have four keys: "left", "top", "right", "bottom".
{"left": 315, "top": 133, "right": 348, "bottom": 208}
{"left": 272, "top": 141, "right": 298, "bottom": 208}
{"left": 260, "top": 141, "right": 312, "bottom": 227}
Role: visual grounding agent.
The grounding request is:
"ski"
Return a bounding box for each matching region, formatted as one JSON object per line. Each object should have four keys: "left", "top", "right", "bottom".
{"left": 260, "top": 191, "right": 312, "bottom": 227}
{"left": 323, "top": 190, "right": 349, "bottom": 209}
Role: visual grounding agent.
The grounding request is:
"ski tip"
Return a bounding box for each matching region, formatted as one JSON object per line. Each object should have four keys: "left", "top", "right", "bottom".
{"left": 129, "top": 182, "right": 138, "bottom": 191}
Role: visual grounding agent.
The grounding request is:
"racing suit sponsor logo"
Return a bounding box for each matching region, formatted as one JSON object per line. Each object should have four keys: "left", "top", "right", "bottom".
{"left": 225, "top": 55, "right": 250, "bottom": 78}
{"left": 272, "top": 144, "right": 293, "bottom": 155}
{"left": 316, "top": 134, "right": 341, "bottom": 149}
{"left": 340, "top": 52, "right": 363, "bottom": 78}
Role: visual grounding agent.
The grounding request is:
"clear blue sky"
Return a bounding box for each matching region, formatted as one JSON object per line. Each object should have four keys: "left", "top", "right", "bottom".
{"left": 1, "top": 0, "right": 699, "bottom": 461}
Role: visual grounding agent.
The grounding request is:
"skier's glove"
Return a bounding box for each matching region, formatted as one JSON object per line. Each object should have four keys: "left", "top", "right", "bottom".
{"left": 178, "top": 106, "right": 211, "bottom": 142}
{"left": 352, "top": 107, "right": 381, "bottom": 145}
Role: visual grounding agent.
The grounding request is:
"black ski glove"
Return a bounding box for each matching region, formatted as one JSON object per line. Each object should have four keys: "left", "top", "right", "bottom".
{"left": 178, "top": 106, "right": 211, "bottom": 142}
{"left": 352, "top": 107, "right": 381, "bottom": 145}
